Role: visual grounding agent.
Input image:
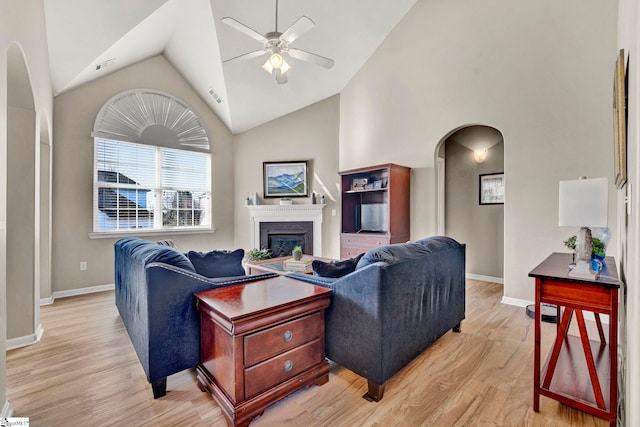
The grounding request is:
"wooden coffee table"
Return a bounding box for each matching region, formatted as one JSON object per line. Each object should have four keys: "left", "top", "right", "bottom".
{"left": 245, "top": 255, "right": 333, "bottom": 275}
{"left": 194, "top": 275, "right": 331, "bottom": 427}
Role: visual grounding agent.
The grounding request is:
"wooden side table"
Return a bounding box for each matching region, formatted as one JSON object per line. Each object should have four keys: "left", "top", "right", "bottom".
{"left": 529, "top": 252, "right": 619, "bottom": 426}
{"left": 194, "top": 275, "right": 331, "bottom": 427}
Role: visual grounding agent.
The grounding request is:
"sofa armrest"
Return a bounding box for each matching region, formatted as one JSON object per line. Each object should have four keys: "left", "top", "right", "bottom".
{"left": 142, "top": 265, "right": 276, "bottom": 381}
{"left": 301, "top": 263, "right": 388, "bottom": 383}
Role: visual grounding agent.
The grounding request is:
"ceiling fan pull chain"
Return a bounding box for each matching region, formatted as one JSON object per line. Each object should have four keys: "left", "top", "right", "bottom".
{"left": 275, "top": 0, "right": 279, "bottom": 32}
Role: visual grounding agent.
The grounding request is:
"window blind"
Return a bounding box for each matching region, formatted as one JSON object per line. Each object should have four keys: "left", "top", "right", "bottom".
{"left": 94, "top": 138, "right": 211, "bottom": 233}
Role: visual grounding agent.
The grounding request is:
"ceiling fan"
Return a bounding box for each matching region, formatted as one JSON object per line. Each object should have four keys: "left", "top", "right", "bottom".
{"left": 221, "top": 0, "right": 334, "bottom": 84}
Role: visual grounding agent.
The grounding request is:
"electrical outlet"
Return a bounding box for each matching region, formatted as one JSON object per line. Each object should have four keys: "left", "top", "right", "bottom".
{"left": 80, "top": 261, "right": 87, "bottom": 271}
{"left": 332, "top": 209, "right": 337, "bottom": 217}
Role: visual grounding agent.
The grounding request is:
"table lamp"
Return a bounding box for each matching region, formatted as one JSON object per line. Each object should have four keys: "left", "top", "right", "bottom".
{"left": 558, "top": 177, "right": 608, "bottom": 279}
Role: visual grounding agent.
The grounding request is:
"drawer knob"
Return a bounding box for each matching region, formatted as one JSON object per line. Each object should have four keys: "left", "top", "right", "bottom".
{"left": 283, "top": 330, "right": 293, "bottom": 342}
{"left": 284, "top": 360, "right": 293, "bottom": 372}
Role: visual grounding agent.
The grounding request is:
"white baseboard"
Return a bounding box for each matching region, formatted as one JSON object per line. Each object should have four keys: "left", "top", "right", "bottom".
{"left": 40, "top": 283, "right": 115, "bottom": 306}
{"left": 466, "top": 273, "right": 504, "bottom": 284}
{"left": 6, "top": 322, "right": 44, "bottom": 351}
{"left": 501, "top": 296, "right": 531, "bottom": 307}
{"left": 1, "top": 400, "right": 14, "bottom": 417}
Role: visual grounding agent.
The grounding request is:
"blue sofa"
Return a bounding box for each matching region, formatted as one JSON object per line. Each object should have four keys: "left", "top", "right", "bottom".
{"left": 114, "top": 237, "right": 276, "bottom": 398}
{"left": 289, "top": 236, "right": 465, "bottom": 401}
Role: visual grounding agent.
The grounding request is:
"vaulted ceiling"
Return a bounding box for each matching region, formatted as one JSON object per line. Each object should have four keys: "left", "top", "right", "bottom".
{"left": 44, "top": 0, "right": 417, "bottom": 134}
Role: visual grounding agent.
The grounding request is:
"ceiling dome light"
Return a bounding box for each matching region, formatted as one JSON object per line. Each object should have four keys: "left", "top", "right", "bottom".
{"left": 269, "top": 53, "right": 284, "bottom": 68}
{"left": 474, "top": 149, "right": 488, "bottom": 163}
{"left": 262, "top": 54, "right": 291, "bottom": 76}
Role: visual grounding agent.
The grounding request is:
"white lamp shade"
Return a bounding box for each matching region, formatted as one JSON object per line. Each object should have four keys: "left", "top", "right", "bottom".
{"left": 558, "top": 177, "right": 608, "bottom": 227}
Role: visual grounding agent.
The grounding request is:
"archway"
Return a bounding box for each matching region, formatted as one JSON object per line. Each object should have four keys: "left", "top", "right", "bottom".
{"left": 434, "top": 124, "right": 505, "bottom": 281}
{"left": 6, "top": 43, "right": 39, "bottom": 347}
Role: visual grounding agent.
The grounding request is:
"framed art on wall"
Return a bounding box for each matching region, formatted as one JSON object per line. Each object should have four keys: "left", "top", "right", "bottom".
{"left": 263, "top": 161, "right": 309, "bottom": 198}
{"left": 613, "top": 48, "right": 628, "bottom": 189}
{"left": 479, "top": 173, "right": 505, "bottom": 205}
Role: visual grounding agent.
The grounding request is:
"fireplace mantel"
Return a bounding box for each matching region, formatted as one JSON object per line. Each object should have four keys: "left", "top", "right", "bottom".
{"left": 246, "top": 204, "right": 325, "bottom": 256}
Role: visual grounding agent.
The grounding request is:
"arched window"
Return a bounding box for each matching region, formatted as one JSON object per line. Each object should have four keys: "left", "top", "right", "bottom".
{"left": 91, "top": 89, "right": 212, "bottom": 234}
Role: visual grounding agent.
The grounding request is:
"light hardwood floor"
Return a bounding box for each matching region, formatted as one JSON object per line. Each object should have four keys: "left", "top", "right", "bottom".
{"left": 6, "top": 279, "right": 607, "bottom": 426}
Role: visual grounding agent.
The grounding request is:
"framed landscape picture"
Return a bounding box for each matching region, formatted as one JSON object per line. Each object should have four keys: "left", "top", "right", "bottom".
{"left": 263, "top": 161, "right": 309, "bottom": 198}
{"left": 479, "top": 173, "right": 505, "bottom": 205}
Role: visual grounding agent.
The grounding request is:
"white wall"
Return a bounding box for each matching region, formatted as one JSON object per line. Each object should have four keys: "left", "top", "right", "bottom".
{"left": 234, "top": 95, "right": 341, "bottom": 259}
{"left": 617, "top": 0, "right": 639, "bottom": 425}
{"left": 0, "top": 0, "right": 54, "bottom": 414}
{"left": 339, "top": 0, "right": 617, "bottom": 302}
{"left": 51, "top": 55, "right": 237, "bottom": 292}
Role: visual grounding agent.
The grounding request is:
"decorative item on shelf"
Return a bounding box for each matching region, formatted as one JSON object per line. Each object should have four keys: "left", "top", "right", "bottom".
{"left": 311, "top": 193, "right": 317, "bottom": 204}
{"left": 351, "top": 178, "right": 367, "bottom": 191}
{"left": 558, "top": 177, "right": 608, "bottom": 279}
{"left": 245, "top": 196, "right": 251, "bottom": 206}
{"left": 280, "top": 197, "right": 293, "bottom": 205}
{"left": 373, "top": 180, "right": 383, "bottom": 189}
{"left": 252, "top": 192, "right": 259, "bottom": 205}
{"left": 245, "top": 248, "right": 272, "bottom": 262}
{"left": 292, "top": 245, "right": 303, "bottom": 261}
{"left": 320, "top": 195, "right": 325, "bottom": 205}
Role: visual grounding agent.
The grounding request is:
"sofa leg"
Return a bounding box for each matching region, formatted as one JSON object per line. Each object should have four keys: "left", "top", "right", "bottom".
{"left": 453, "top": 322, "right": 462, "bottom": 333}
{"left": 152, "top": 378, "right": 167, "bottom": 399}
{"left": 364, "top": 380, "right": 385, "bottom": 402}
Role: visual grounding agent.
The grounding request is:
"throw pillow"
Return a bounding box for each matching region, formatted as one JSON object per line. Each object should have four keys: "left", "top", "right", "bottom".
{"left": 312, "top": 253, "right": 364, "bottom": 278}
{"left": 188, "top": 249, "right": 245, "bottom": 278}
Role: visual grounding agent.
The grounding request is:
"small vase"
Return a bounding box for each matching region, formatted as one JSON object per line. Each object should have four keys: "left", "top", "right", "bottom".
{"left": 293, "top": 251, "right": 302, "bottom": 261}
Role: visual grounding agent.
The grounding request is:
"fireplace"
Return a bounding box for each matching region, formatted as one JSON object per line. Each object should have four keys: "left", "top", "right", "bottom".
{"left": 246, "top": 204, "right": 325, "bottom": 257}
{"left": 260, "top": 221, "right": 313, "bottom": 257}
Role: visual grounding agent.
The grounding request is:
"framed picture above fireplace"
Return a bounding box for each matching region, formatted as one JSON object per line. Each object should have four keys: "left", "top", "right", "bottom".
{"left": 263, "top": 161, "right": 309, "bottom": 198}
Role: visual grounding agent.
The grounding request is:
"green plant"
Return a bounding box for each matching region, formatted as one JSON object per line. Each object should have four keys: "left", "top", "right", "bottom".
{"left": 246, "top": 248, "right": 272, "bottom": 261}
{"left": 292, "top": 245, "right": 302, "bottom": 254}
{"left": 563, "top": 235, "right": 605, "bottom": 258}
{"left": 563, "top": 235, "right": 576, "bottom": 251}
{"left": 592, "top": 237, "right": 606, "bottom": 258}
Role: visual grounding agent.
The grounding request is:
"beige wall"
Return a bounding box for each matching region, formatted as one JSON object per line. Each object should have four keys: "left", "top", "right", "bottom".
{"left": 7, "top": 106, "right": 36, "bottom": 339}
{"left": 1, "top": 0, "right": 54, "bottom": 413}
{"left": 51, "top": 55, "right": 236, "bottom": 292}
{"left": 339, "top": 0, "right": 618, "bottom": 302}
{"left": 618, "top": 0, "right": 639, "bottom": 424}
{"left": 445, "top": 140, "right": 504, "bottom": 278}
{"left": 233, "top": 95, "right": 341, "bottom": 259}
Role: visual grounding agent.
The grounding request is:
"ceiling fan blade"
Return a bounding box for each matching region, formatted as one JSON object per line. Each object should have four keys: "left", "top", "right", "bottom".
{"left": 221, "top": 17, "right": 267, "bottom": 42}
{"left": 223, "top": 50, "right": 268, "bottom": 64}
{"left": 288, "top": 48, "right": 334, "bottom": 69}
{"left": 281, "top": 16, "right": 315, "bottom": 43}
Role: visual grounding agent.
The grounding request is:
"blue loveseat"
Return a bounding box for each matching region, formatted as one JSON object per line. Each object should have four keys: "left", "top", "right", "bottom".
{"left": 114, "top": 237, "right": 276, "bottom": 398}
{"left": 289, "top": 236, "right": 465, "bottom": 401}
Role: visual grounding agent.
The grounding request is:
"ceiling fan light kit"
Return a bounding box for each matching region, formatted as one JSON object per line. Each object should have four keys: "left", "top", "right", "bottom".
{"left": 222, "top": 0, "right": 334, "bottom": 84}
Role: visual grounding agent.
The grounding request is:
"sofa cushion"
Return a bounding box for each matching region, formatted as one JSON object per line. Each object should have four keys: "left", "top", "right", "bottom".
{"left": 187, "top": 249, "right": 245, "bottom": 278}
{"left": 312, "top": 253, "right": 364, "bottom": 278}
{"left": 356, "top": 242, "right": 432, "bottom": 270}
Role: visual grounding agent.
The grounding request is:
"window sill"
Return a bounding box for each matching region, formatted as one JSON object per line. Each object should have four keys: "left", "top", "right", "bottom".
{"left": 89, "top": 227, "right": 215, "bottom": 240}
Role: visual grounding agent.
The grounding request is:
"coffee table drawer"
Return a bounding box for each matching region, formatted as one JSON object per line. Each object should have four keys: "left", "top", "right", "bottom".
{"left": 244, "top": 312, "right": 322, "bottom": 366}
{"left": 244, "top": 338, "right": 323, "bottom": 399}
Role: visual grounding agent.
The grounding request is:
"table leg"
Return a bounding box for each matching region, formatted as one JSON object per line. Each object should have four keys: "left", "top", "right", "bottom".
{"left": 542, "top": 307, "right": 573, "bottom": 389}
{"left": 575, "top": 309, "right": 606, "bottom": 410}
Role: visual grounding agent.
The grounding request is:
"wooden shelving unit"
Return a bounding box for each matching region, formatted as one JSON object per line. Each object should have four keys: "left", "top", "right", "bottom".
{"left": 338, "top": 163, "right": 410, "bottom": 259}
